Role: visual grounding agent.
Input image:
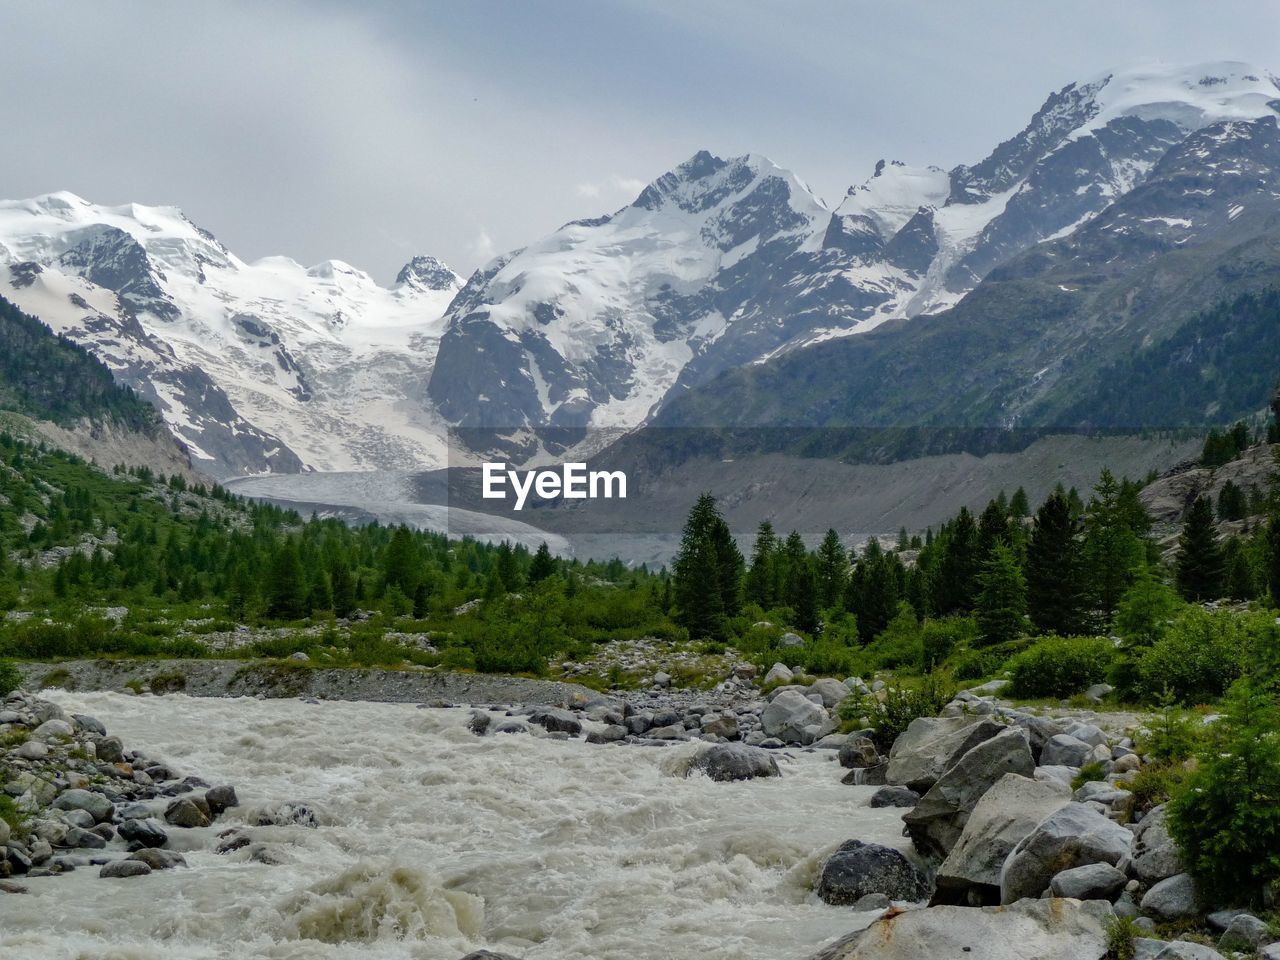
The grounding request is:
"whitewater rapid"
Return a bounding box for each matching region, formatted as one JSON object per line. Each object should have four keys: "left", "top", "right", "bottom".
{"left": 1, "top": 692, "right": 911, "bottom": 959}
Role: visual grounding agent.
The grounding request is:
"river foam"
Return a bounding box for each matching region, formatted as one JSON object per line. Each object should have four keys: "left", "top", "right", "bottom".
{"left": 1, "top": 691, "right": 909, "bottom": 959}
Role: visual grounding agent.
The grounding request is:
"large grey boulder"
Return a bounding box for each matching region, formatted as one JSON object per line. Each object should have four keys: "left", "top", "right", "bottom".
{"left": 761, "top": 689, "right": 828, "bottom": 743}
{"left": 936, "top": 774, "right": 1071, "bottom": 902}
{"left": 803, "top": 897, "right": 1112, "bottom": 960}
{"left": 807, "top": 678, "right": 852, "bottom": 708}
{"left": 1000, "top": 802, "right": 1134, "bottom": 903}
{"left": 815, "top": 839, "right": 929, "bottom": 905}
{"left": 904, "top": 727, "right": 1035, "bottom": 858}
{"left": 1218, "top": 913, "right": 1272, "bottom": 952}
{"left": 762, "top": 662, "right": 794, "bottom": 685}
{"left": 691, "top": 744, "right": 780, "bottom": 782}
{"left": 839, "top": 736, "right": 880, "bottom": 769}
{"left": 887, "top": 716, "right": 1005, "bottom": 793}
{"left": 1130, "top": 806, "right": 1183, "bottom": 884}
{"left": 1049, "top": 862, "right": 1128, "bottom": 901}
{"left": 1040, "top": 734, "right": 1093, "bottom": 767}
{"left": 1141, "top": 872, "right": 1200, "bottom": 921}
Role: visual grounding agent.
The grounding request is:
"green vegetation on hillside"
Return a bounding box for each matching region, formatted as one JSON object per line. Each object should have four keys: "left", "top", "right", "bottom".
{"left": 0, "top": 294, "right": 158, "bottom": 432}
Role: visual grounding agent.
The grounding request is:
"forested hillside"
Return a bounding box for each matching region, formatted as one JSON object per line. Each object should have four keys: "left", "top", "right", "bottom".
{"left": 0, "top": 295, "right": 159, "bottom": 433}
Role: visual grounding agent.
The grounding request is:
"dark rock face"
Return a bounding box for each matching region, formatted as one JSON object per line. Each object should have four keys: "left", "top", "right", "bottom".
{"left": 395, "top": 255, "right": 459, "bottom": 291}
{"left": 815, "top": 839, "right": 930, "bottom": 905}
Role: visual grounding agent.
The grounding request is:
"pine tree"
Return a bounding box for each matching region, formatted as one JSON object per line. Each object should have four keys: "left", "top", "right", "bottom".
{"left": 933, "top": 508, "right": 980, "bottom": 615}
{"left": 1010, "top": 487, "right": 1030, "bottom": 518}
{"left": 977, "top": 499, "right": 1011, "bottom": 560}
{"left": 1176, "top": 495, "right": 1224, "bottom": 601}
{"left": 1083, "top": 468, "right": 1145, "bottom": 623}
{"left": 793, "top": 560, "right": 819, "bottom": 635}
{"left": 1267, "top": 514, "right": 1280, "bottom": 608}
{"left": 412, "top": 579, "right": 431, "bottom": 617}
{"left": 1217, "top": 480, "right": 1248, "bottom": 522}
{"left": 383, "top": 526, "right": 419, "bottom": 595}
{"left": 528, "top": 542, "right": 556, "bottom": 584}
{"left": 1222, "top": 538, "right": 1257, "bottom": 600}
{"left": 672, "top": 494, "right": 742, "bottom": 640}
{"left": 331, "top": 560, "right": 356, "bottom": 618}
{"left": 493, "top": 541, "right": 521, "bottom": 592}
{"left": 815, "top": 528, "right": 847, "bottom": 609}
{"left": 745, "top": 520, "right": 778, "bottom": 608}
{"left": 266, "top": 541, "right": 308, "bottom": 621}
{"left": 976, "top": 544, "right": 1027, "bottom": 646}
{"left": 1026, "top": 492, "right": 1084, "bottom": 635}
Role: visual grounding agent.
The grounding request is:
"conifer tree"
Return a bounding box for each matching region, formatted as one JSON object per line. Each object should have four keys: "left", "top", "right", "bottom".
{"left": 331, "top": 560, "right": 356, "bottom": 618}
{"left": 815, "top": 528, "right": 847, "bottom": 609}
{"left": 1176, "top": 495, "right": 1224, "bottom": 601}
{"left": 977, "top": 499, "right": 1011, "bottom": 560}
{"left": 1010, "top": 487, "right": 1030, "bottom": 518}
{"left": 672, "top": 494, "right": 743, "bottom": 639}
{"left": 412, "top": 579, "right": 431, "bottom": 617}
{"left": 933, "top": 508, "right": 980, "bottom": 615}
{"left": 382, "top": 526, "right": 419, "bottom": 596}
{"left": 1268, "top": 514, "right": 1280, "bottom": 607}
{"left": 1026, "top": 492, "right": 1084, "bottom": 635}
{"left": 1217, "top": 480, "right": 1248, "bottom": 522}
{"left": 528, "top": 542, "right": 556, "bottom": 584}
{"left": 976, "top": 544, "right": 1027, "bottom": 646}
{"left": 745, "top": 521, "right": 778, "bottom": 608}
{"left": 266, "top": 541, "right": 307, "bottom": 621}
{"left": 793, "top": 560, "right": 819, "bottom": 635}
{"left": 1083, "top": 468, "right": 1145, "bottom": 623}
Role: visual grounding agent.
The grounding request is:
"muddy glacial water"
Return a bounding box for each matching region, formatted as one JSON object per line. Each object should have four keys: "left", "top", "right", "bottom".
{"left": 1, "top": 691, "right": 910, "bottom": 960}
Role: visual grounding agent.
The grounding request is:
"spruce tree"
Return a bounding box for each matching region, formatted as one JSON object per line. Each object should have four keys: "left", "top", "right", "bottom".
{"left": 1267, "top": 514, "right": 1280, "bottom": 608}
{"left": 1083, "top": 468, "right": 1144, "bottom": 623}
{"left": 383, "top": 527, "right": 419, "bottom": 595}
{"left": 672, "top": 494, "right": 742, "bottom": 640}
{"left": 1010, "top": 487, "right": 1030, "bottom": 518}
{"left": 977, "top": 499, "right": 1011, "bottom": 560}
{"left": 1176, "top": 495, "right": 1224, "bottom": 601}
{"left": 745, "top": 520, "right": 778, "bottom": 608}
{"left": 815, "top": 528, "right": 847, "bottom": 609}
{"left": 793, "top": 560, "right": 819, "bottom": 635}
{"left": 412, "top": 580, "right": 431, "bottom": 617}
{"left": 976, "top": 544, "right": 1027, "bottom": 646}
{"left": 933, "top": 508, "right": 980, "bottom": 615}
{"left": 528, "top": 542, "right": 556, "bottom": 584}
{"left": 1217, "top": 481, "right": 1248, "bottom": 522}
{"left": 266, "top": 541, "right": 308, "bottom": 621}
{"left": 1026, "top": 492, "right": 1084, "bottom": 635}
{"left": 331, "top": 560, "right": 356, "bottom": 618}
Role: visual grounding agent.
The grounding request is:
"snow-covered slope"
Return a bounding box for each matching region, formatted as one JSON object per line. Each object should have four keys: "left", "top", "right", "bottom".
{"left": 0, "top": 193, "right": 460, "bottom": 476}
{"left": 430, "top": 61, "right": 1280, "bottom": 441}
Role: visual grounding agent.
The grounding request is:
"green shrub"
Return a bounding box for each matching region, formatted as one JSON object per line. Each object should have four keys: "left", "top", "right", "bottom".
{"left": 1007, "top": 636, "right": 1114, "bottom": 699}
{"left": 1134, "top": 607, "right": 1259, "bottom": 704}
{"left": 921, "top": 617, "right": 977, "bottom": 670}
{"left": 1168, "top": 678, "right": 1280, "bottom": 904}
{"left": 0, "top": 659, "right": 21, "bottom": 696}
{"left": 1104, "top": 915, "right": 1142, "bottom": 960}
{"left": 840, "top": 672, "right": 956, "bottom": 750}
{"left": 440, "top": 646, "right": 476, "bottom": 671}
{"left": 855, "top": 603, "right": 922, "bottom": 673}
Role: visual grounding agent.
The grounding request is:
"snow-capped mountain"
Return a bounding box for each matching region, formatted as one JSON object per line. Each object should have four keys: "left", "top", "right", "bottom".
{"left": 0, "top": 192, "right": 461, "bottom": 476}
{"left": 429, "top": 61, "right": 1280, "bottom": 439}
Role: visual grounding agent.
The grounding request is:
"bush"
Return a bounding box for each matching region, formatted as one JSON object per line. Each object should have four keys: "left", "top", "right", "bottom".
{"left": 921, "top": 617, "right": 977, "bottom": 670}
{"left": 1133, "top": 607, "right": 1259, "bottom": 704}
{"left": 0, "top": 659, "right": 21, "bottom": 696}
{"left": 1007, "top": 636, "right": 1114, "bottom": 699}
{"left": 1168, "top": 678, "right": 1280, "bottom": 904}
{"left": 839, "top": 672, "right": 956, "bottom": 750}
{"left": 439, "top": 646, "right": 476, "bottom": 671}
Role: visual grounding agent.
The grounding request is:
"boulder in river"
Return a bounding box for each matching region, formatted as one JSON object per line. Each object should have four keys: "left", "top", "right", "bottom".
{"left": 903, "top": 727, "right": 1035, "bottom": 859}
{"left": 691, "top": 744, "right": 781, "bottom": 782}
{"left": 887, "top": 716, "right": 1004, "bottom": 793}
{"left": 760, "top": 689, "right": 828, "bottom": 743}
{"left": 1000, "top": 802, "right": 1133, "bottom": 904}
{"left": 935, "top": 774, "right": 1071, "bottom": 904}
{"left": 815, "top": 839, "right": 929, "bottom": 904}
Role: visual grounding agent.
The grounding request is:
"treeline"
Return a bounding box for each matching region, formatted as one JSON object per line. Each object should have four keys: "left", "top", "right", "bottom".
{"left": 0, "top": 294, "right": 159, "bottom": 432}
{"left": 0, "top": 431, "right": 673, "bottom": 674}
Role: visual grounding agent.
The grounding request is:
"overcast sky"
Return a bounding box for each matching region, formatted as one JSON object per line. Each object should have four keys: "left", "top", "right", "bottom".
{"left": 3, "top": 1, "right": 1278, "bottom": 282}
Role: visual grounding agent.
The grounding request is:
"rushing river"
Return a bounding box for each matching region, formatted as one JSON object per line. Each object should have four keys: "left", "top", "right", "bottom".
{"left": 2, "top": 692, "right": 910, "bottom": 960}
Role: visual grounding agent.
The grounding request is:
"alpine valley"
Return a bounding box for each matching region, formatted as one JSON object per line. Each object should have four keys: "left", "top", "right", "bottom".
{"left": 2, "top": 61, "right": 1279, "bottom": 504}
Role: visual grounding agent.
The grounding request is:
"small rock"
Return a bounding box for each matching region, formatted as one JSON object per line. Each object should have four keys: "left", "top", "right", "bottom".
{"left": 205, "top": 785, "right": 239, "bottom": 816}
{"left": 164, "top": 797, "right": 212, "bottom": 829}
{"left": 1049, "top": 862, "right": 1128, "bottom": 901}
{"left": 1141, "top": 872, "right": 1200, "bottom": 921}
{"left": 130, "top": 848, "right": 187, "bottom": 871}
{"left": 118, "top": 818, "right": 168, "bottom": 849}
{"left": 1217, "top": 913, "right": 1271, "bottom": 952}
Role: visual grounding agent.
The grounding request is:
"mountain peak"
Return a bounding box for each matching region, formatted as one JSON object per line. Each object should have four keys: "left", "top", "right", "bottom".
{"left": 395, "top": 254, "right": 461, "bottom": 291}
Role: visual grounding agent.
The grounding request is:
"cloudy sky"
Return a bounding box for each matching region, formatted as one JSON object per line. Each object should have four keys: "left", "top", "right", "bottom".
{"left": 4, "top": 1, "right": 1278, "bottom": 281}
